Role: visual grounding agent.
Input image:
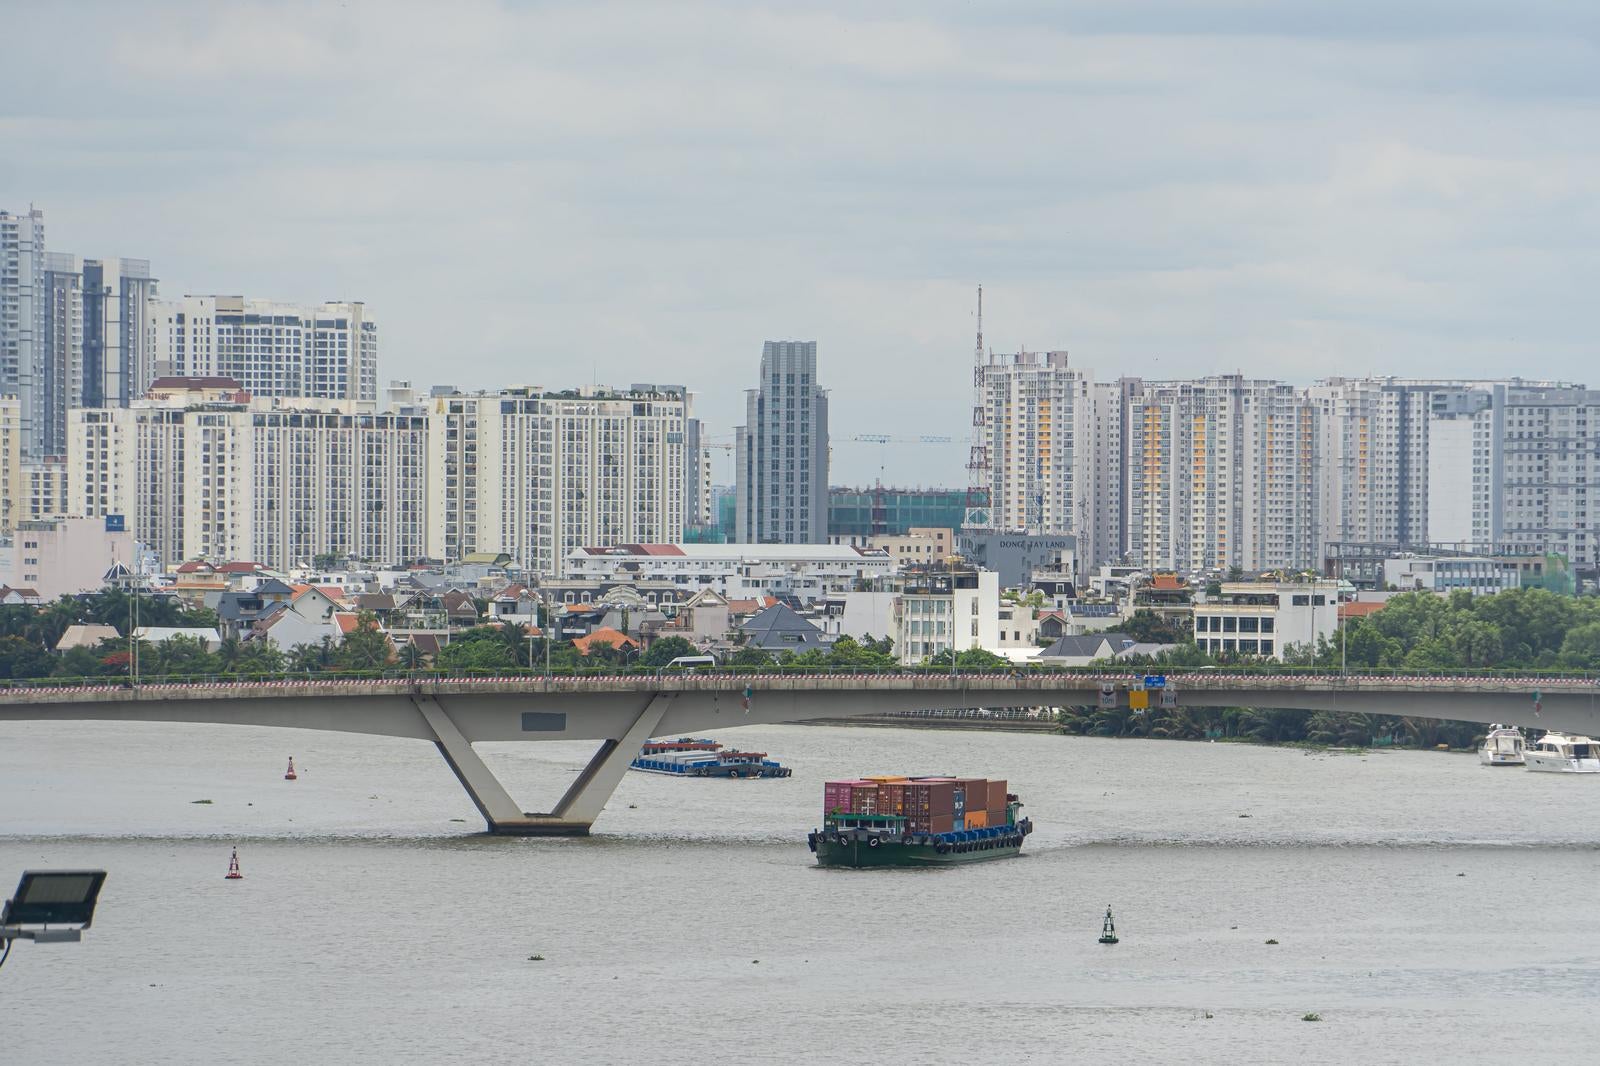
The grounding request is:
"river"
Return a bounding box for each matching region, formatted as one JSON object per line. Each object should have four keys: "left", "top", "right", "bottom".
{"left": 3, "top": 721, "right": 1598, "bottom": 1064}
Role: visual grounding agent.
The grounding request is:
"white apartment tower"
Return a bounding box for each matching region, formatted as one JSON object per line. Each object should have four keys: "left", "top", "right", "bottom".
{"left": 0, "top": 208, "right": 46, "bottom": 457}
{"left": 149, "top": 295, "right": 378, "bottom": 403}
{"left": 736, "top": 341, "right": 828, "bottom": 544}
{"left": 68, "top": 385, "right": 426, "bottom": 569}
{"left": 980, "top": 350, "right": 1096, "bottom": 545}
{"left": 1125, "top": 375, "right": 1320, "bottom": 573}
{"left": 1489, "top": 384, "right": 1600, "bottom": 567}
{"left": 426, "top": 386, "right": 692, "bottom": 577}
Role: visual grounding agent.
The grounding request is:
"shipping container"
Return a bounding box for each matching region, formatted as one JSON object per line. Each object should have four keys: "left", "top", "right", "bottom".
{"left": 987, "top": 780, "right": 1008, "bottom": 812}
{"left": 965, "top": 809, "right": 988, "bottom": 829}
{"left": 864, "top": 775, "right": 909, "bottom": 783}
{"left": 930, "top": 814, "right": 955, "bottom": 834}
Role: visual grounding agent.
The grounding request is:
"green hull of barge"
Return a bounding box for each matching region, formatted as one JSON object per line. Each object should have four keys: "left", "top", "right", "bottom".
{"left": 813, "top": 836, "right": 1024, "bottom": 868}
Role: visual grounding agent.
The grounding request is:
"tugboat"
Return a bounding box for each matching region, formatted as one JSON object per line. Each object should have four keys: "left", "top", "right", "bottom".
{"left": 808, "top": 776, "right": 1033, "bottom": 867}
{"left": 630, "top": 738, "right": 792, "bottom": 778}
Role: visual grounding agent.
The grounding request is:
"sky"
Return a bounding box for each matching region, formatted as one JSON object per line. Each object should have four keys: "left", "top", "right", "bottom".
{"left": 4, "top": 1, "right": 1598, "bottom": 487}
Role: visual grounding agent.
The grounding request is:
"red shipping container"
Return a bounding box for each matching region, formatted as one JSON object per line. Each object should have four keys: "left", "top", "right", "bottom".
{"left": 823, "top": 781, "right": 857, "bottom": 813}
{"left": 987, "top": 780, "right": 1008, "bottom": 811}
{"left": 930, "top": 814, "right": 955, "bottom": 835}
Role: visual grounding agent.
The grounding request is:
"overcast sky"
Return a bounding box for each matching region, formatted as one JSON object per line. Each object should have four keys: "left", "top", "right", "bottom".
{"left": 5, "top": 1, "right": 1597, "bottom": 486}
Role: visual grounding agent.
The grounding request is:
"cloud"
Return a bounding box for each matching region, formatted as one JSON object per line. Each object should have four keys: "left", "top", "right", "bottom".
{"left": 3, "top": 0, "right": 1597, "bottom": 486}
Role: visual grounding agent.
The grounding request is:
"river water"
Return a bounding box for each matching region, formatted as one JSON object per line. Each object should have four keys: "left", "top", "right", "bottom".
{"left": 3, "top": 720, "right": 1599, "bottom": 1065}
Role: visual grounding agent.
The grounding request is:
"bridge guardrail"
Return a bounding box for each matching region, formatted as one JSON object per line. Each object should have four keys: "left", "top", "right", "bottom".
{"left": 1, "top": 663, "right": 1596, "bottom": 693}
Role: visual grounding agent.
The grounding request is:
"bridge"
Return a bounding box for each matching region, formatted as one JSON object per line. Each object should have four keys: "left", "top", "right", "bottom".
{"left": 3, "top": 671, "right": 1593, "bottom": 834}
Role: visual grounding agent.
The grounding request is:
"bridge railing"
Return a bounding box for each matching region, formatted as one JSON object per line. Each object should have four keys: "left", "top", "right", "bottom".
{"left": 0, "top": 662, "right": 1596, "bottom": 693}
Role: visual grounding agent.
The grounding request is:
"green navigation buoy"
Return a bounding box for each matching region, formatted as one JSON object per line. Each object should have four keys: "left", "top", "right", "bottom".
{"left": 1099, "top": 906, "right": 1119, "bottom": 944}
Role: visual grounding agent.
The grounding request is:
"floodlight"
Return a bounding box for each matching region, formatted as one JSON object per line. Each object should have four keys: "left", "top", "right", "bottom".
{"left": 1, "top": 870, "right": 107, "bottom": 946}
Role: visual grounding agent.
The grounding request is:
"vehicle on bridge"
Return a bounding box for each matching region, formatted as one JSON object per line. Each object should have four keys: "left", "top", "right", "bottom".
{"left": 809, "top": 777, "right": 1033, "bottom": 867}
{"left": 630, "top": 738, "right": 792, "bottom": 778}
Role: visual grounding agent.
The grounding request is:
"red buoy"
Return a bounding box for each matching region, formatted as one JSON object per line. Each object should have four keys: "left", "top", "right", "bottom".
{"left": 284, "top": 756, "right": 298, "bottom": 781}
{"left": 225, "top": 846, "right": 243, "bottom": 880}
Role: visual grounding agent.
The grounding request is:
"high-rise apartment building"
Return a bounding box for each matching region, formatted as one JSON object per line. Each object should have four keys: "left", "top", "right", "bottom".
{"left": 0, "top": 395, "right": 20, "bottom": 533}
{"left": 41, "top": 254, "right": 158, "bottom": 456}
{"left": 979, "top": 350, "right": 1097, "bottom": 546}
{"left": 149, "top": 295, "right": 378, "bottom": 404}
{"left": 68, "top": 381, "right": 426, "bottom": 569}
{"left": 735, "top": 341, "right": 828, "bottom": 544}
{"left": 0, "top": 208, "right": 46, "bottom": 457}
{"left": 1124, "top": 375, "right": 1320, "bottom": 573}
{"left": 1488, "top": 383, "right": 1600, "bottom": 567}
{"left": 426, "top": 385, "right": 692, "bottom": 577}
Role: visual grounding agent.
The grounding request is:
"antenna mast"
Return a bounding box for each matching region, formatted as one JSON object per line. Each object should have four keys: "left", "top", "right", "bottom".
{"left": 964, "top": 285, "right": 991, "bottom": 530}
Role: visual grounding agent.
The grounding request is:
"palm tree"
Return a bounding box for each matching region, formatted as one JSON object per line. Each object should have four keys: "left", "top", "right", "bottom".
{"left": 497, "top": 621, "right": 528, "bottom": 666}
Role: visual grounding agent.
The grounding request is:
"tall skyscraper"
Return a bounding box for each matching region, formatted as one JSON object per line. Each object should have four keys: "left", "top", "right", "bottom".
{"left": 42, "top": 254, "right": 158, "bottom": 456}
{"left": 0, "top": 207, "right": 46, "bottom": 457}
{"left": 735, "top": 340, "right": 828, "bottom": 544}
{"left": 149, "top": 295, "right": 378, "bottom": 403}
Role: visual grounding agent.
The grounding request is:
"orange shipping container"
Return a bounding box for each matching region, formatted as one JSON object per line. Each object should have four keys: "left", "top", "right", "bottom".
{"left": 965, "top": 810, "right": 989, "bottom": 829}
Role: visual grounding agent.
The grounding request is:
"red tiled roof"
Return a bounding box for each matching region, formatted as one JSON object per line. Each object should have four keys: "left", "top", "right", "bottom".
{"left": 1339, "top": 601, "right": 1385, "bottom": 620}
{"left": 1151, "top": 574, "right": 1187, "bottom": 591}
{"left": 572, "top": 627, "right": 640, "bottom": 654}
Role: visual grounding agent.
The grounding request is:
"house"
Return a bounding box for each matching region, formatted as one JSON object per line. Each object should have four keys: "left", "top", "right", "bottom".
{"left": 572, "top": 627, "right": 640, "bottom": 657}
{"left": 488, "top": 584, "right": 541, "bottom": 625}
{"left": 0, "top": 586, "right": 43, "bottom": 606}
{"left": 215, "top": 590, "right": 287, "bottom": 640}
{"left": 1036, "top": 633, "right": 1135, "bottom": 666}
{"left": 133, "top": 626, "right": 223, "bottom": 652}
{"left": 739, "top": 603, "right": 831, "bottom": 655}
{"left": 54, "top": 623, "right": 122, "bottom": 653}
{"left": 995, "top": 599, "right": 1041, "bottom": 651}
{"left": 1193, "top": 581, "right": 1339, "bottom": 660}
{"left": 256, "top": 585, "right": 352, "bottom": 652}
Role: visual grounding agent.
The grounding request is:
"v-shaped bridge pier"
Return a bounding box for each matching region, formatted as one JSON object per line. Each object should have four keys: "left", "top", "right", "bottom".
{"left": 410, "top": 691, "right": 675, "bottom": 835}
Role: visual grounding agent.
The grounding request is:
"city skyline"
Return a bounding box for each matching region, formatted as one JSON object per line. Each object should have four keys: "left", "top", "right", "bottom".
{"left": 5, "top": 2, "right": 1597, "bottom": 485}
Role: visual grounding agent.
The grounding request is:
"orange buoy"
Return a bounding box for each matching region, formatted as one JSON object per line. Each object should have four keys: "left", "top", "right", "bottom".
{"left": 225, "top": 846, "right": 243, "bottom": 880}
{"left": 284, "top": 756, "right": 298, "bottom": 781}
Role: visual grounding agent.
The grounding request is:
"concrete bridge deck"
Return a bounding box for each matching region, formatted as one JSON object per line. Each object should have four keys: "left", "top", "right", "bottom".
{"left": 3, "top": 672, "right": 1593, "bottom": 834}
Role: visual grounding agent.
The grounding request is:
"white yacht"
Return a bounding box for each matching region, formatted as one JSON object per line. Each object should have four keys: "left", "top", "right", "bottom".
{"left": 1478, "top": 725, "right": 1526, "bottom": 767}
{"left": 1524, "top": 731, "right": 1600, "bottom": 774}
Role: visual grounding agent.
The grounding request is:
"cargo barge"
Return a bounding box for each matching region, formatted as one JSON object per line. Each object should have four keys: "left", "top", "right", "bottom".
{"left": 808, "top": 776, "right": 1032, "bottom": 867}
{"left": 630, "top": 738, "right": 792, "bottom": 778}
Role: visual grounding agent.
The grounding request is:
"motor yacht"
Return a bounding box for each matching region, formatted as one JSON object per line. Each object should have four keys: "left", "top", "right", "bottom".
{"left": 1478, "top": 725, "right": 1526, "bottom": 767}
{"left": 1524, "top": 731, "right": 1600, "bottom": 774}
